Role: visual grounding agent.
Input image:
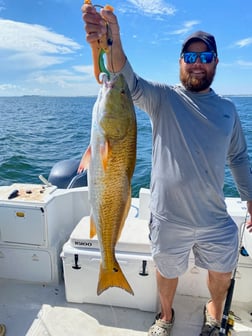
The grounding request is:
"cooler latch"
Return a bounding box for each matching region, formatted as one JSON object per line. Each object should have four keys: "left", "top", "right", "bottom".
{"left": 139, "top": 260, "right": 149, "bottom": 276}
{"left": 72, "top": 254, "right": 81, "bottom": 270}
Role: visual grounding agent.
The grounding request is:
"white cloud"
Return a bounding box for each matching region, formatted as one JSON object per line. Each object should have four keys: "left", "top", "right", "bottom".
{"left": 0, "top": 83, "right": 17, "bottom": 91}
{"left": 28, "top": 69, "right": 99, "bottom": 96}
{"left": 0, "top": 68, "right": 99, "bottom": 97}
{"left": 3, "top": 52, "right": 64, "bottom": 70}
{"left": 219, "top": 60, "right": 252, "bottom": 69}
{"left": 171, "top": 20, "right": 200, "bottom": 35}
{"left": 0, "top": 19, "right": 82, "bottom": 74}
{"left": 123, "top": 0, "right": 176, "bottom": 16}
{"left": 235, "top": 37, "right": 252, "bottom": 48}
{"left": 73, "top": 64, "right": 94, "bottom": 76}
{"left": 237, "top": 60, "right": 252, "bottom": 67}
{"left": 0, "top": 19, "right": 81, "bottom": 55}
{"left": 0, "top": 18, "right": 92, "bottom": 96}
{"left": 0, "top": 82, "right": 44, "bottom": 96}
{"left": 31, "top": 70, "right": 82, "bottom": 87}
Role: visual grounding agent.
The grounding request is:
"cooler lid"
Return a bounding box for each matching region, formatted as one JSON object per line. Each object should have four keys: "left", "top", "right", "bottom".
{"left": 69, "top": 216, "right": 151, "bottom": 254}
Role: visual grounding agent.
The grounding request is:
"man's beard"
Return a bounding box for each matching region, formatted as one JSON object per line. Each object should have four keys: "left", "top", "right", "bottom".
{"left": 180, "top": 67, "right": 216, "bottom": 92}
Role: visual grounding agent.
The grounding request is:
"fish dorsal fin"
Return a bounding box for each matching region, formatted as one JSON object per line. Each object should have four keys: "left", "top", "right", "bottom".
{"left": 78, "top": 145, "right": 91, "bottom": 173}
{"left": 90, "top": 215, "right": 97, "bottom": 238}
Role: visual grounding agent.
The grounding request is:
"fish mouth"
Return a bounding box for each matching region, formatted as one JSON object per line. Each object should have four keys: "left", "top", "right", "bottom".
{"left": 100, "top": 73, "right": 123, "bottom": 89}
{"left": 100, "top": 73, "right": 109, "bottom": 84}
{"left": 100, "top": 73, "right": 116, "bottom": 87}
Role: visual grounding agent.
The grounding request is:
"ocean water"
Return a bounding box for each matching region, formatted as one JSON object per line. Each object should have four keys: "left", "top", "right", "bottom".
{"left": 0, "top": 95, "right": 251, "bottom": 198}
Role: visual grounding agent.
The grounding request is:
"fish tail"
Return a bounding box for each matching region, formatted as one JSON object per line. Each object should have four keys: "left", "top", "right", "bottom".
{"left": 97, "top": 261, "right": 134, "bottom": 296}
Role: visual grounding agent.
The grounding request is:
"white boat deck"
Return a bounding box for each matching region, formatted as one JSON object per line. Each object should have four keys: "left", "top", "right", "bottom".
{"left": 1, "top": 278, "right": 252, "bottom": 335}
{"left": 1, "top": 186, "right": 252, "bottom": 335}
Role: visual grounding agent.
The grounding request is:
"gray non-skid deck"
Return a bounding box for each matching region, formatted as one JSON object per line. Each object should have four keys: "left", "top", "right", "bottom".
{"left": 1, "top": 279, "right": 252, "bottom": 335}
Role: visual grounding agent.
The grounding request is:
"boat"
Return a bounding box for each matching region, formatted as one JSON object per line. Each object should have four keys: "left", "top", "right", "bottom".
{"left": 0, "top": 159, "right": 252, "bottom": 336}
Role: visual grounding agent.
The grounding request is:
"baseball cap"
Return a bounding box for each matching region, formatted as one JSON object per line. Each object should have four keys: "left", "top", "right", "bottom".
{"left": 181, "top": 31, "right": 218, "bottom": 56}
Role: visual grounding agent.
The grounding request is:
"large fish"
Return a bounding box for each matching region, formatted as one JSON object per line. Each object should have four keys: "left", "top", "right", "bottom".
{"left": 78, "top": 74, "right": 137, "bottom": 295}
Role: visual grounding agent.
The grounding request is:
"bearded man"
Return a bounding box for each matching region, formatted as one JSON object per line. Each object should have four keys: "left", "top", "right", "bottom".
{"left": 82, "top": 5, "right": 252, "bottom": 335}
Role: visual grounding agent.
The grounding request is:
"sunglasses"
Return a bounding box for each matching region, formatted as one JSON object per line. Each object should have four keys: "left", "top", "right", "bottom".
{"left": 181, "top": 51, "right": 216, "bottom": 64}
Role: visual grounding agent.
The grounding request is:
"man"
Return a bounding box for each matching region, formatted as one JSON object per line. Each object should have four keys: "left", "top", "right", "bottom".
{"left": 82, "top": 4, "right": 252, "bottom": 336}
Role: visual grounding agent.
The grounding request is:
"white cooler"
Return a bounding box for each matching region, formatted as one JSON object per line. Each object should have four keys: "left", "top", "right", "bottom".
{"left": 243, "top": 220, "right": 252, "bottom": 257}
{"left": 61, "top": 216, "right": 159, "bottom": 312}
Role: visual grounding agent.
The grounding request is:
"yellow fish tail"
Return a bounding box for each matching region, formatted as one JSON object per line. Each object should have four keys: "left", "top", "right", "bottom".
{"left": 97, "top": 261, "right": 134, "bottom": 296}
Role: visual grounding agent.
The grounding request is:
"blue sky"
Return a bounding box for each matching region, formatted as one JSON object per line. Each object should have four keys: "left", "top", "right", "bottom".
{"left": 0, "top": 0, "right": 252, "bottom": 96}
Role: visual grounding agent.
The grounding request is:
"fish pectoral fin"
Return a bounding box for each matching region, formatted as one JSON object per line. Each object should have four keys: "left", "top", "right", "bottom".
{"left": 97, "top": 261, "right": 134, "bottom": 296}
{"left": 90, "top": 215, "right": 97, "bottom": 238}
{"left": 100, "top": 141, "right": 110, "bottom": 171}
{"left": 78, "top": 145, "right": 91, "bottom": 173}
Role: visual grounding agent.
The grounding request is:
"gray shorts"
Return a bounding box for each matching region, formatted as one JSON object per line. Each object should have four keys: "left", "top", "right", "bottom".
{"left": 149, "top": 214, "right": 239, "bottom": 279}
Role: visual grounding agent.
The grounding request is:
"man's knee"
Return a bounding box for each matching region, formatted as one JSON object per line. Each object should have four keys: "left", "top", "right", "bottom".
{"left": 208, "top": 270, "right": 232, "bottom": 292}
{"left": 208, "top": 270, "right": 232, "bottom": 282}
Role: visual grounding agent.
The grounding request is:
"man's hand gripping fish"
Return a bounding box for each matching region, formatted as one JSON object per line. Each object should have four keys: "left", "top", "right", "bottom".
{"left": 84, "top": 0, "right": 114, "bottom": 83}
{"left": 78, "top": 72, "right": 137, "bottom": 296}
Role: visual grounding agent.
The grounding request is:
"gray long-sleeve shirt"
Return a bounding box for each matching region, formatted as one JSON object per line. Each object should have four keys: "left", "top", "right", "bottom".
{"left": 115, "top": 61, "right": 252, "bottom": 227}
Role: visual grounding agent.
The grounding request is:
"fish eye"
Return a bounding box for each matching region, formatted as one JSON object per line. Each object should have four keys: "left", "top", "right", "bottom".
{"left": 120, "top": 89, "right": 125, "bottom": 95}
